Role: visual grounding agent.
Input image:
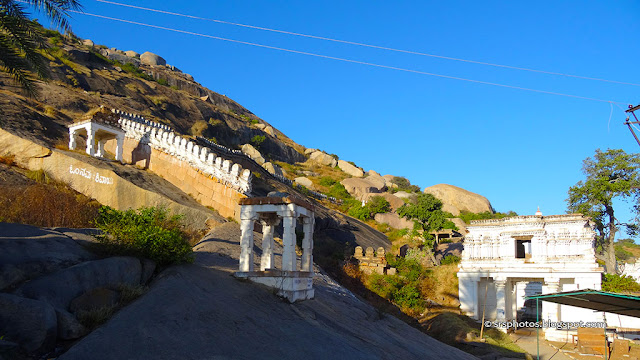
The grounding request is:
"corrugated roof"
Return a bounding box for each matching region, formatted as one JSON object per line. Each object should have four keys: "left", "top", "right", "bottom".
{"left": 527, "top": 289, "right": 640, "bottom": 318}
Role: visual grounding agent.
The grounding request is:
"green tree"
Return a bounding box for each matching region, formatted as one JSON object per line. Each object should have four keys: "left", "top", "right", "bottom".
{"left": 0, "top": 0, "right": 82, "bottom": 96}
{"left": 567, "top": 149, "right": 640, "bottom": 274}
{"left": 397, "top": 193, "right": 451, "bottom": 244}
{"left": 397, "top": 193, "right": 455, "bottom": 264}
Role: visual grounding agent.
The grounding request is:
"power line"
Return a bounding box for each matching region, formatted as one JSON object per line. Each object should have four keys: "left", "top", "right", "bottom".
{"left": 95, "top": 0, "right": 640, "bottom": 87}
{"left": 73, "top": 10, "right": 627, "bottom": 105}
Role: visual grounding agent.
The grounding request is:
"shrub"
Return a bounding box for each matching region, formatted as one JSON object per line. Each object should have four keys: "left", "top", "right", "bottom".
{"left": 391, "top": 176, "right": 421, "bottom": 193}
{"left": 441, "top": 254, "right": 461, "bottom": 265}
{"left": 327, "top": 183, "right": 351, "bottom": 200}
{"left": 346, "top": 196, "right": 391, "bottom": 221}
{"left": 458, "top": 210, "right": 518, "bottom": 224}
{"left": 602, "top": 273, "right": 640, "bottom": 293}
{"left": 157, "top": 78, "right": 169, "bottom": 86}
{"left": 94, "top": 206, "right": 194, "bottom": 266}
{"left": 190, "top": 120, "right": 208, "bottom": 136}
{"left": 367, "top": 196, "right": 391, "bottom": 214}
{"left": 250, "top": 135, "right": 266, "bottom": 148}
{"left": 119, "top": 62, "right": 154, "bottom": 81}
{"left": 250, "top": 119, "right": 259, "bottom": 125}
{"left": 318, "top": 177, "right": 337, "bottom": 187}
{"left": 366, "top": 256, "right": 428, "bottom": 314}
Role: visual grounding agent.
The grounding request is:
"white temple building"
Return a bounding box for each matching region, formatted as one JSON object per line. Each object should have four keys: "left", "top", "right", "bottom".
{"left": 458, "top": 211, "right": 604, "bottom": 340}
{"left": 68, "top": 113, "right": 125, "bottom": 162}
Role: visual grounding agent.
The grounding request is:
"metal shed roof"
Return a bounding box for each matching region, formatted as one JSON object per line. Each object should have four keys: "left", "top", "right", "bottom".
{"left": 527, "top": 289, "right": 640, "bottom": 318}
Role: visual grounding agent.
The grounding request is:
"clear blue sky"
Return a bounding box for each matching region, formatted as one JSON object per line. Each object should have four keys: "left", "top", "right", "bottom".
{"left": 33, "top": 1, "right": 640, "bottom": 222}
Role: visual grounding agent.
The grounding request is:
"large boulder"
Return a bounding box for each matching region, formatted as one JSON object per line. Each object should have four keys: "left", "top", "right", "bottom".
{"left": 241, "top": 143, "right": 266, "bottom": 165}
{"left": 0, "top": 223, "right": 96, "bottom": 291}
{"left": 14, "top": 257, "right": 142, "bottom": 310}
{"left": 294, "top": 177, "right": 313, "bottom": 188}
{"left": 337, "top": 160, "right": 364, "bottom": 178}
{"left": 365, "top": 170, "right": 387, "bottom": 190}
{"left": 0, "top": 293, "right": 57, "bottom": 354}
{"left": 56, "top": 309, "right": 87, "bottom": 340}
{"left": 374, "top": 212, "right": 415, "bottom": 230}
{"left": 341, "top": 178, "right": 385, "bottom": 201}
{"left": 264, "top": 126, "right": 276, "bottom": 138}
{"left": 423, "top": 184, "right": 493, "bottom": 216}
{"left": 262, "top": 162, "right": 283, "bottom": 177}
{"left": 124, "top": 50, "right": 140, "bottom": 58}
{"left": 308, "top": 151, "right": 337, "bottom": 167}
{"left": 140, "top": 51, "right": 166, "bottom": 66}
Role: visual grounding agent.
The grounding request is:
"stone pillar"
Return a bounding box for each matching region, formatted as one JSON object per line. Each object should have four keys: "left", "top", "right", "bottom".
{"left": 259, "top": 215, "right": 279, "bottom": 271}
{"left": 86, "top": 126, "right": 96, "bottom": 156}
{"left": 68, "top": 129, "right": 77, "bottom": 150}
{"left": 281, "top": 214, "right": 297, "bottom": 272}
{"left": 495, "top": 279, "right": 507, "bottom": 322}
{"left": 239, "top": 212, "right": 256, "bottom": 272}
{"left": 96, "top": 139, "right": 105, "bottom": 157}
{"left": 301, "top": 216, "right": 314, "bottom": 272}
{"left": 458, "top": 275, "right": 479, "bottom": 318}
{"left": 115, "top": 135, "right": 124, "bottom": 163}
{"left": 542, "top": 279, "right": 560, "bottom": 323}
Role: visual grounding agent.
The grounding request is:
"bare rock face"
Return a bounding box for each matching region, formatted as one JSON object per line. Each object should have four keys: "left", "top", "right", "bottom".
{"left": 423, "top": 184, "right": 493, "bottom": 216}
{"left": 374, "top": 212, "right": 415, "bottom": 230}
{"left": 124, "top": 50, "right": 140, "bottom": 58}
{"left": 82, "top": 39, "right": 94, "bottom": 47}
{"left": 140, "top": 51, "right": 166, "bottom": 66}
{"left": 304, "top": 148, "right": 317, "bottom": 155}
{"left": 337, "top": 160, "right": 364, "bottom": 178}
{"left": 308, "top": 151, "right": 337, "bottom": 167}
{"left": 241, "top": 144, "right": 266, "bottom": 165}
{"left": 341, "top": 178, "right": 385, "bottom": 201}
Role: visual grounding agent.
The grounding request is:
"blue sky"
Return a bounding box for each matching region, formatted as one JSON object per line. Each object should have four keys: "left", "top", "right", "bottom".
{"left": 33, "top": 1, "right": 640, "bottom": 222}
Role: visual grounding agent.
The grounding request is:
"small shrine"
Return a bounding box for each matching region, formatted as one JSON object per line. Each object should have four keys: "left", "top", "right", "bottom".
{"left": 353, "top": 246, "right": 396, "bottom": 275}
{"left": 68, "top": 108, "right": 125, "bottom": 162}
{"left": 234, "top": 196, "right": 315, "bottom": 302}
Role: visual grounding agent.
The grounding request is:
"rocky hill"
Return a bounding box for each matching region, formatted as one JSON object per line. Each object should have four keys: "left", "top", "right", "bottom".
{"left": 0, "top": 28, "right": 508, "bottom": 359}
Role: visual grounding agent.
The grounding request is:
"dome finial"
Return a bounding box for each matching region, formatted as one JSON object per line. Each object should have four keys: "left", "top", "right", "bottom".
{"left": 535, "top": 206, "right": 542, "bottom": 216}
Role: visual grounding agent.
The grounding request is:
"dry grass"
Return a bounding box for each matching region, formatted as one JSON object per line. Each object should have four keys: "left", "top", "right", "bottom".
{"left": 0, "top": 169, "right": 101, "bottom": 227}
{"left": 117, "top": 284, "right": 148, "bottom": 305}
{"left": 0, "top": 154, "right": 16, "bottom": 167}
{"left": 77, "top": 284, "right": 149, "bottom": 330}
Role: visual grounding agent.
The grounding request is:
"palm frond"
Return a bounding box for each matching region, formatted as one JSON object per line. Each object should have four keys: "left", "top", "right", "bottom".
{"left": 26, "top": 0, "right": 82, "bottom": 32}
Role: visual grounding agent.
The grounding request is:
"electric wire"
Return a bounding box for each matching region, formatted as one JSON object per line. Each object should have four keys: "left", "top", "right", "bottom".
{"left": 95, "top": 0, "right": 640, "bottom": 87}
{"left": 71, "top": 10, "right": 628, "bottom": 105}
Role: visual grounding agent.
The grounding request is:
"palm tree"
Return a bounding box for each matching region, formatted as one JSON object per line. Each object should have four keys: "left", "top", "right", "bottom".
{"left": 0, "top": 0, "right": 82, "bottom": 97}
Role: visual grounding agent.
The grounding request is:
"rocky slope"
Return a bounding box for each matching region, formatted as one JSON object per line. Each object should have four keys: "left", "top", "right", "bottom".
{"left": 0, "top": 222, "right": 475, "bottom": 360}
